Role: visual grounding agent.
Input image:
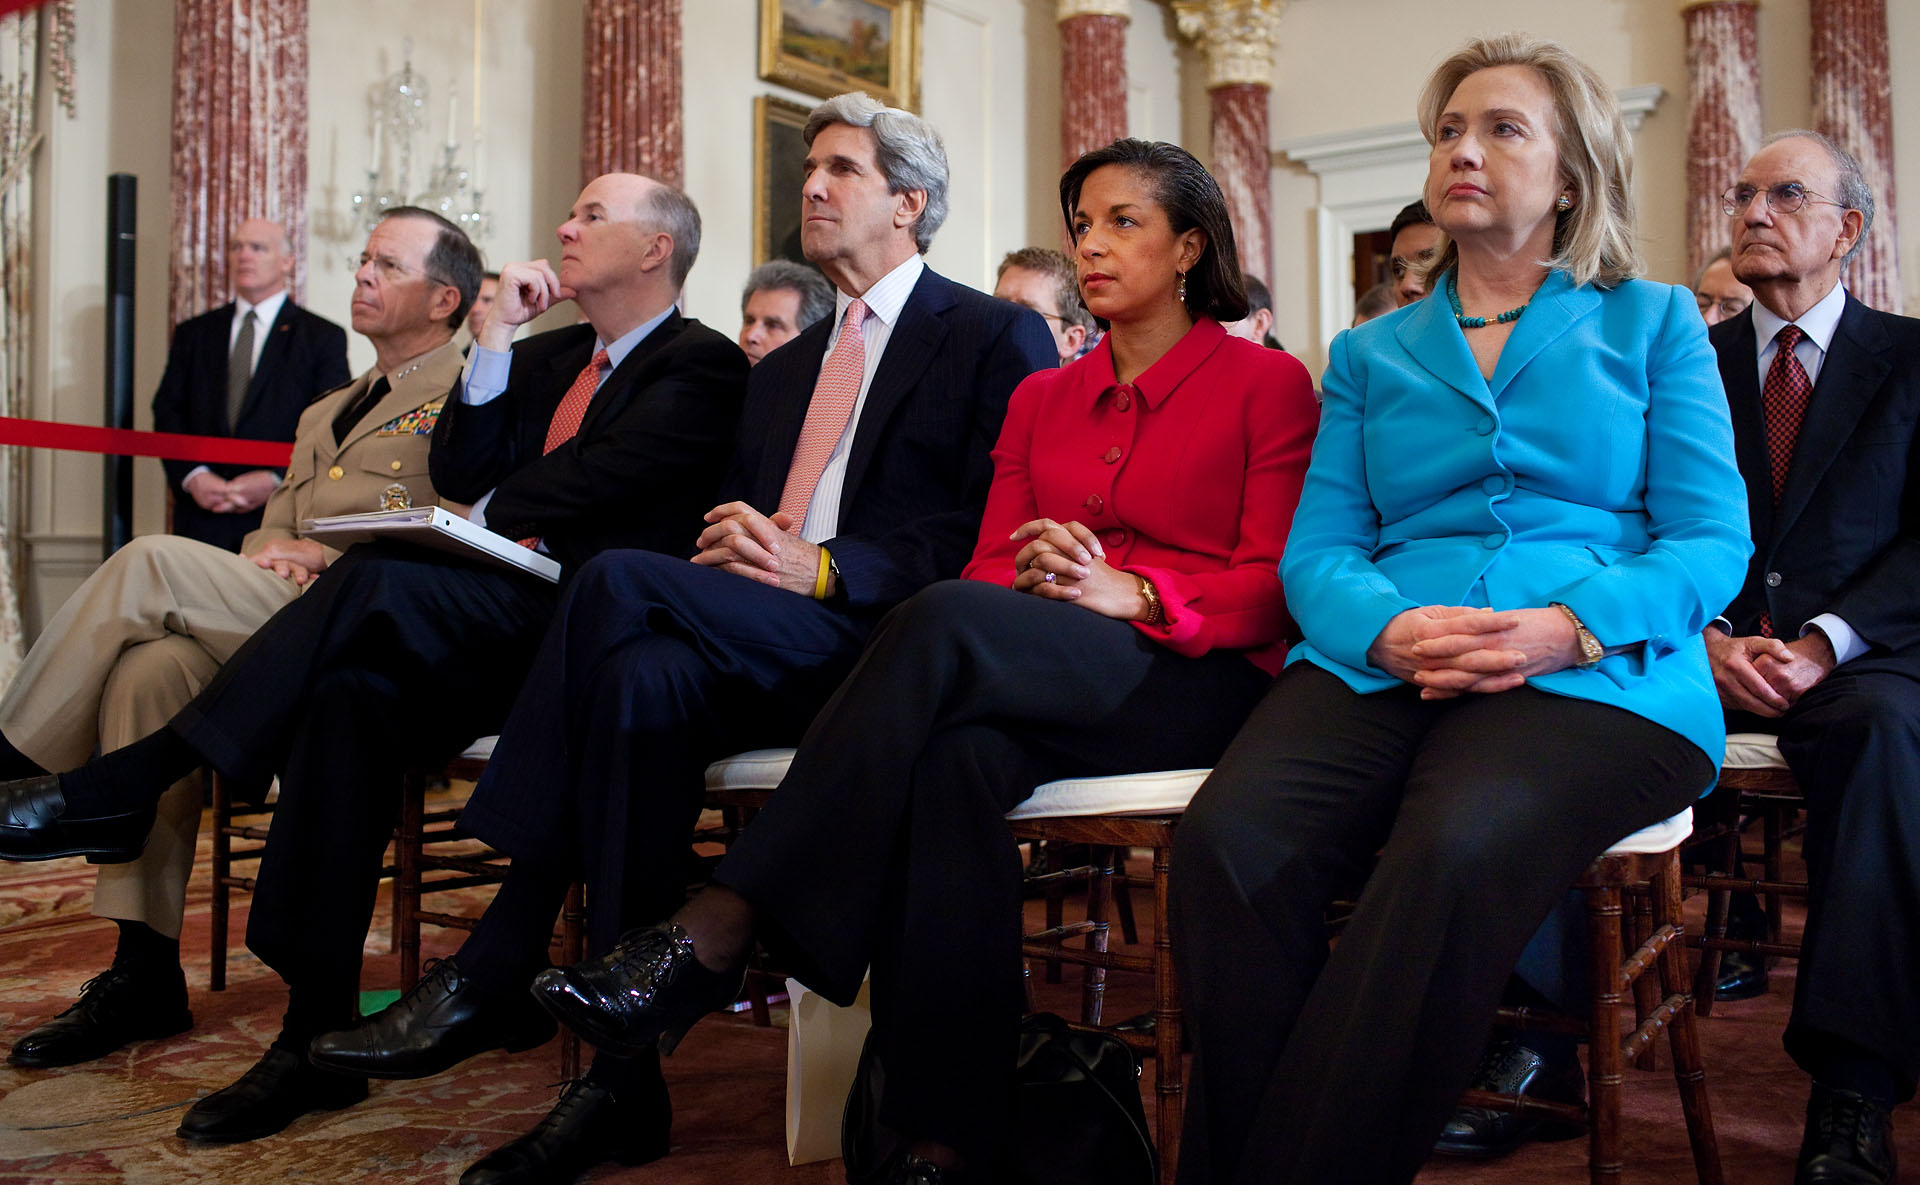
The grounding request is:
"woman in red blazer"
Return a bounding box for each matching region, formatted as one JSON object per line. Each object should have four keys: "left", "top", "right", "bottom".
{"left": 530, "top": 139, "right": 1320, "bottom": 1184}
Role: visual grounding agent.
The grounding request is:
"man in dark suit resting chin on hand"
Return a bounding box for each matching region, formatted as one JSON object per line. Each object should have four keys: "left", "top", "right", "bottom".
{"left": 1705, "top": 130, "right": 1920, "bottom": 1185}
{"left": 0, "top": 173, "right": 748, "bottom": 1148}
{"left": 299, "top": 90, "right": 1057, "bottom": 1185}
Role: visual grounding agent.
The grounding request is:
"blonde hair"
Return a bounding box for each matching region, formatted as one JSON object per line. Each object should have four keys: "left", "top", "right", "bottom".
{"left": 1416, "top": 34, "right": 1643, "bottom": 289}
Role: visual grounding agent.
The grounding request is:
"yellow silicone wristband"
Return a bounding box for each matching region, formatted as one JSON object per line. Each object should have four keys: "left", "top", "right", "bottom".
{"left": 813, "top": 546, "right": 832, "bottom": 600}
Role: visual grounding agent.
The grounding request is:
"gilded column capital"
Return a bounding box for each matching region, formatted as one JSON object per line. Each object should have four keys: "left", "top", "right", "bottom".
{"left": 1056, "top": 0, "right": 1131, "bottom": 21}
{"left": 1172, "top": 0, "right": 1288, "bottom": 90}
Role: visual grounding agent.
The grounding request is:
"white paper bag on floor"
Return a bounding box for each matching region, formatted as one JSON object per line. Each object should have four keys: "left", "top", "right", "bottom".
{"left": 785, "top": 974, "right": 872, "bottom": 1166}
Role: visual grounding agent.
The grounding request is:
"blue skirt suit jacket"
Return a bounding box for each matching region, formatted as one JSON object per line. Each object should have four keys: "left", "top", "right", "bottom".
{"left": 1282, "top": 268, "right": 1753, "bottom": 768}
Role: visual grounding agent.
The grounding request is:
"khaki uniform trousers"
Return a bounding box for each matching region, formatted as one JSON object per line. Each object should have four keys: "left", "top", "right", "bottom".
{"left": 0, "top": 534, "right": 302, "bottom": 936}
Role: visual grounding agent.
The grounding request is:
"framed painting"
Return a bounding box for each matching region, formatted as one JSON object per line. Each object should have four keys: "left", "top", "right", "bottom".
{"left": 759, "top": 0, "right": 920, "bottom": 112}
{"left": 754, "top": 95, "right": 815, "bottom": 266}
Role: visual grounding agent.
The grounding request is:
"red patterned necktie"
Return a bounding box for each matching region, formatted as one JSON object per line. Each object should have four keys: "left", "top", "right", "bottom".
{"left": 518, "top": 348, "right": 610, "bottom": 549}
{"left": 776, "top": 299, "right": 868, "bottom": 534}
{"left": 1756, "top": 325, "right": 1811, "bottom": 637}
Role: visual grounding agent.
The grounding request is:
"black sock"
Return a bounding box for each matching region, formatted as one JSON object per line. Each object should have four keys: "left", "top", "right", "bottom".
{"left": 0, "top": 732, "right": 47, "bottom": 780}
{"left": 1805, "top": 1037, "right": 1901, "bottom": 1108}
{"left": 585, "top": 1048, "right": 663, "bottom": 1095}
{"left": 456, "top": 859, "right": 573, "bottom": 997}
{"left": 56, "top": 727, "right": 202, "bottom": 817}
{"left": 275, "top": 982, "right": 358, "bottom": 1053}
{"left": 110, "top": 920, "right": 181, "bottom": 977}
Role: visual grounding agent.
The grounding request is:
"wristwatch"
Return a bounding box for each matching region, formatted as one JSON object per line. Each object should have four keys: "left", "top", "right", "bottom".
{"left": 1552, "top": 601, "right": 1604, "bottom": 668}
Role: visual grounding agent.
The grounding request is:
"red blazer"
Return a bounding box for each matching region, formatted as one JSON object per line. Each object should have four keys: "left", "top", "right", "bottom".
{"left": 962, "top": 318, "right": 1319, "bottom": 674}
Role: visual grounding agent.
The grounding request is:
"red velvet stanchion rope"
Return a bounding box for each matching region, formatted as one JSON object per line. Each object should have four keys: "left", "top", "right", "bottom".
{"left": 0, "top": 417, "right": 294, "bottom": 467}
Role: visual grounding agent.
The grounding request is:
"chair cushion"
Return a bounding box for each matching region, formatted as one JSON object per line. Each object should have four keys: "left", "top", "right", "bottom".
{"left": 1724, "top": 731, "right": 1786, "bottom": 771}
{"left": 705, "top": 748, "right": 797, "bottom": 791}
{"left": 1006, "top": 769, "right": 1211, "bottom": 820}
{"left": 1601, "top": 808, "right": 1692, "bottom": 856}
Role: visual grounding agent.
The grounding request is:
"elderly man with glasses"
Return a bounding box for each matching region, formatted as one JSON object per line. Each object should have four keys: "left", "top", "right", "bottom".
{"left": 1704, "top": 130, "right": 1920, "bottom": 1185}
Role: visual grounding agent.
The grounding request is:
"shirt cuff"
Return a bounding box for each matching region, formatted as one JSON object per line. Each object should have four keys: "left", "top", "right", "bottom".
{"left": 1803, "top": 614, "right": 1866, "bottom": 665}
{"left": 1710, "top": 615, "right": 1734, "bottom": 636}
{"left": 470, "top": 489, "right": 494, "bottom": 528}
{"left": 461, "top": 346, "right": 513, "bottom": 406}
{"left": 183, "top": 465, "right": 212, "bottom": 487}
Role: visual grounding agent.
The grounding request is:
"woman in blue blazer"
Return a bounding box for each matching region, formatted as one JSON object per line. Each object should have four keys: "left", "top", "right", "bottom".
{"left": 1170, "top": 35, "right": 1751, "bottom": 1185}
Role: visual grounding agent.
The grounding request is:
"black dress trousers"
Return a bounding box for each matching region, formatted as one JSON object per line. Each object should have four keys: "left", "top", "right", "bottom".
{"left": 456, "top": 549, "right": 880, "bottom": 952}
{"left": 1171, "top": 662, "right": 1712, "bottom": 1185}
{"left": 714, "top": 579, "right": 1273, "bottom": 1170}
{"left": 168, "top": 542, "right": 561, "bottom": 993}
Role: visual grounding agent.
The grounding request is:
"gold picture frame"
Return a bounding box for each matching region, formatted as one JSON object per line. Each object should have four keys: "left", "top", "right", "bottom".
{"left": 754, "top": 95, "right": 815, "bottom": 267}
{"left": 759, "top": 0, "right": 921, "bottom": 112}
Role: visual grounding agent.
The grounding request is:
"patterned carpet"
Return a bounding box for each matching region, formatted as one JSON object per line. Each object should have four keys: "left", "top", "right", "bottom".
{"left": 0, "top": 818, "right": 1913, "bottom": 1184}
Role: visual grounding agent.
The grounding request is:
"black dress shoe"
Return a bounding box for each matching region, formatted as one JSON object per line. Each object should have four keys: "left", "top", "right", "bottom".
{"left": 1714, "top": 949, "right": 1771, "bottom": 1001}
{"left": 460, "top": 1077, "right": 669, "bottom": 1184}
{"left": 1796, "top": 1085, "right": 1896, "bottom": 1184}
{"left": 1433, "top": 1037, "right": 1586, "bottom": 1159}
{"left": 9, "top": 962, "right": 192, "bottom": 1068}
{"left": 894, "top": 1153, "right": 969, "bottom": 1184}
{"left": 530, "top": 923, "right": 744, "bottom": 1057}
{"left": 0, "top": 775, "right": 153, "bottom": 863}
{"left": 176, "top": 1046, "right": 368, "bottom": 1144}
{"left": 308, "top": 957, "right": 555, "bottom": 1079}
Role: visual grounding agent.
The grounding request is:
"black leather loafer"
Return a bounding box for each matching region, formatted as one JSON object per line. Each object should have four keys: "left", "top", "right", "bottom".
{"left": 460, "top": 1076, "right": 670, "bottom": 1184}
{"left": 1796, "top": 1085, "right": 1896, "bottom": 1184}
{"left": 308, "top": 957, "right": 555, "bottom": 1079}
{"left": 530, "top": 923, "right": 744, "bottom": 1057}
{"left": 895, "top": 1153, "right": 971, "bottom": 1184}
{"left": 1714, "top": 949, "right": 1771, "bottom": 1001}
{"left": 9, "top": 963, "right": 192, "bottom": 1068}
{"left": 1433, "top": 1037, "right": 1586, "bottom": 1159}
{"left": 176, "top": 1046, "right": 368, "bottom": 1144}
{"left": 0, "top": 775, "right": 153, "bottom": 863}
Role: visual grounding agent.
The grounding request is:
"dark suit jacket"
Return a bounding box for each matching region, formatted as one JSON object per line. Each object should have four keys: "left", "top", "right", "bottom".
{"left": 724, "top": 266, "right": 1056, "bottom": 612}
{"left": 151, "top": 298, "right": 351, "bottom": 552}
{"left": 430, "top": 314, "right": 749, "bottom": 573}
{"left": 1712, "top": 294, "right": 1920, "bottom": 656}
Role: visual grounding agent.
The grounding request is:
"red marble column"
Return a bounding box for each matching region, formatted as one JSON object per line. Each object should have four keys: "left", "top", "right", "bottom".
{"left": 169, "top": 0, "right": 309, "bottom": 327}
{"left": 1210, "top": 83, "right": 1272, "bottom": 287}
{"left": 1682, "top": 1, "right": 1761, "bottom": 278}
{"left": 582, "top": 0, "right": 684, "bottom": 190}
{"left": 1812, "top": 0, "right": 1900, "bottom": 312}
{"left": 1058, "top": 9, "right": 1128, "bottom": 168}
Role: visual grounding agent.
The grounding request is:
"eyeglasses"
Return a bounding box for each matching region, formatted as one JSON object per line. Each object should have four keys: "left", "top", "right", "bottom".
{"left": 1695, "top": 294, "right": 1751, "bottom": 321}
{"left": 1721, "top": 182, "right": 1846, "bottom": 217}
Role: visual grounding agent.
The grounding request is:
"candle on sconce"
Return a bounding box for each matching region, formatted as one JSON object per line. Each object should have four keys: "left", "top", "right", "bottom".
{"left": 447, "top": 85, "right": 459, "bottom": 149}
{"left": 370, "top": 112, "right": 382, "bottom": 174}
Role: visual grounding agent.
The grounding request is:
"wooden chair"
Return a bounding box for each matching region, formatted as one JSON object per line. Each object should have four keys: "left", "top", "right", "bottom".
{"left": 1683, "top": 732, "right": 1806, "bottom": 1016}
{"left": 1464, "top": 809, "right": 1724, "bottom": 1185}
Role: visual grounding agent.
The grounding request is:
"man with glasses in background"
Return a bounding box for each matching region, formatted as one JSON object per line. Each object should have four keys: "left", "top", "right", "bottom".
{"left": 993, "top": 246, "right": 1092, "bottom": 366}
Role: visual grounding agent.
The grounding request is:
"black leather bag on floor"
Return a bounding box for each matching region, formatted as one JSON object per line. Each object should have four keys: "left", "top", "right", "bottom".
{"left": 842, "top": 1011, "right": 1156, "bottom": 1185}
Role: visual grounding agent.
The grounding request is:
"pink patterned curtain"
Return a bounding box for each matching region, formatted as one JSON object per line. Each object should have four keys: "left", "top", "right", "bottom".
{"left": 1812, "top": 0, "right": 1900, "bottom": 313}
{"left": 169, "top": 0, "right": 309, "bottom": 329}
{"left": 582, "top": 0, "right": 683, "bottom": 189}
{"left": 1682, "top": 2, "right": 1760, "bottom": 278}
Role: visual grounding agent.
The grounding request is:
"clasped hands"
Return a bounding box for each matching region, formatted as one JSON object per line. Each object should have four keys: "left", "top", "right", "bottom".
{"left": 1704, "top": 626, "right": 1834, "bottom": 717}
{"left": 1368, "top": 605, "right": 1581, "bottom": 700}
{"left": 1010, "top": 518, "right": 1146, "bottom": 621}
{"left": 248, "top": 537, "right": 328, "bottom": 587}
{"left": 185, "top": 469, "right": 277, "bottom": 514}
{"left": 694, "top": 501, "right": 829, "bottom": 596}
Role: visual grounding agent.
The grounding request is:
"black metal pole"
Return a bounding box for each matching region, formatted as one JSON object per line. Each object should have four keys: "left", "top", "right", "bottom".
{"left": 103, "top": 173, "right": 136, "bottom": 556}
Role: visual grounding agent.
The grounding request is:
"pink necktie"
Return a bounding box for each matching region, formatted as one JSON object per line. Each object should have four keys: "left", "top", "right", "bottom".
{"left": 777, "top": 300, "right": 868, "bottom": 534}
{"left": 519, "top": 348, "right": 610, "bottom": 549}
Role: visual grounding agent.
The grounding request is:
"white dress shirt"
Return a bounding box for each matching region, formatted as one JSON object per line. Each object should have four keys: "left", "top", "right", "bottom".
{"left": 800, "top": 253, "right": 926, "bottom": 544}
{"left": 1746, "top": 281, "right": 1864, "bottom": 665}
{"left": 186, "top": 289, "right": 291, "bottom": 486}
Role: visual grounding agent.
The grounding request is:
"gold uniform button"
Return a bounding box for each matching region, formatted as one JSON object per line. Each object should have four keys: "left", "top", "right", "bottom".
{"left": 390, "top": 460, "right": 404, "bottom": 471}
{"left": 328, "top": 465, "right": 345, "bottom": 480}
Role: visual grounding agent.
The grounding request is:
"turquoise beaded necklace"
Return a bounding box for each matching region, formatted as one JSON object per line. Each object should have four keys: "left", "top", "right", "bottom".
{"left": 1446, "top": 272, "right": 1528, "bottom": 329}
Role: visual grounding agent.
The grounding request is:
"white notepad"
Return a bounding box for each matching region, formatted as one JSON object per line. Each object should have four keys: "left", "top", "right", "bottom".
{"left": 300, "top": 506, "right": 562, "bottom": 583}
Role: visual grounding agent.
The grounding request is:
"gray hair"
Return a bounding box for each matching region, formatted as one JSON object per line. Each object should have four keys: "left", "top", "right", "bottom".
{"left": 641, "top": 182, "right": 703, "bottom": 288}
{"left": 1691, "top": 246, "right": 1732, "bottom": 290}
{"left": 804, "top": 91, "right": 949, "bottom": 253}
{"left": 742, "top": 260, "right": 834, "bottom": 331}
{"left": 1760, "top": 128, "right": 1875, "bottom": 268}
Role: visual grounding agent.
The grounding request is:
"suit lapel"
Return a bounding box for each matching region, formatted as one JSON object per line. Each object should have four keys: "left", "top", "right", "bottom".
{"left": 311, "top": 372, "right": 374, "bottom": 470}
{"left": 841, "top": 269, "right": 954, "bottom": 505}
{"left": 335, "top": 341, "right": 464, "bottom": 454}
{"left": 239, "top": 301, "right": 298, "bottom": 423}
{"left": 1396, "top": 287, "right": 1493, "bottom": 412}
{"left": 1715, "top": 308, "right": 1775, "bottom": 548}
{"left": 1485, "top": 270, "right": 1595, "bottom": 399}
{"left": 576, "top": 312, "right": 684, "bottom": 440}
{"left": 1774, "top": 294, "right": 1892, "bottom": 537}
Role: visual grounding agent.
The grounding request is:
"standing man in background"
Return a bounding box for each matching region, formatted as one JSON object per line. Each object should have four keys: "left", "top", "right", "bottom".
{"left": 152, "top": 219, "right": 351, "bottom": 552}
